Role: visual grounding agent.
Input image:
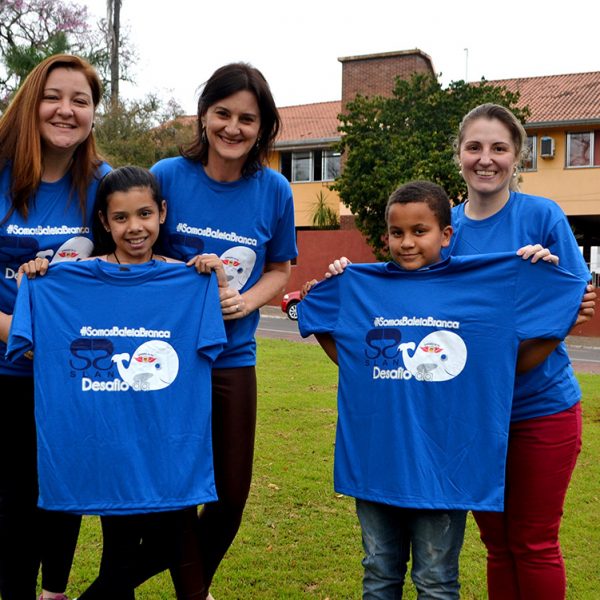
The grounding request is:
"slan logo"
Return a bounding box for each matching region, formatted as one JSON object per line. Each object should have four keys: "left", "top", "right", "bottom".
{"left": 75, "top": 339, "right": 180, "bottom": 392}
{"left": 366, "top": 329, "right": 468, "bottom": 382}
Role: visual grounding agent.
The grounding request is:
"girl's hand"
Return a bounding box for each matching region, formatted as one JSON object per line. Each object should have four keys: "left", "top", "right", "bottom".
{"left": 324, "top": 256, "right": 352, "bottom": 278}
{"left": 17, "top": 257, "right": 50, "bottom": 287}
{"left": 516, "top": 244, "right": 559, "bottom": 265}
{"left": 574, "top": 284, "right": 597, "bottom": 327}
{"left": 187, "top": 254, "right": 228, "bottom": 288}
{"left": 219, "top": 286, "right": 247, "bottom": 320}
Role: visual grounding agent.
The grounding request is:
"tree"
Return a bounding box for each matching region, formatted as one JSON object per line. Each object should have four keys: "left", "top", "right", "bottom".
{"left": 0, "top": 0, "right": 134, "bottom": 109}
{"left": 106, "top": 0, "right": 122, "bottom": 107}
{"left": 332, "top": 74, "right": 529, "bottom": 257}
{"left": 95, "top": 94, "right": 189, "bottom": 168}
{"left": 0, "top": 0, "right": 88, "bottom": 99}
{"left": 311, "top": 190, "right": 339, "bottom": 229}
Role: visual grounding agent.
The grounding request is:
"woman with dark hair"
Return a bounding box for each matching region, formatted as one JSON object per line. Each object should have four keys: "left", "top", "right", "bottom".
{"left": 452, "top": 103, "right": 596, "bottom": 600}
{"left": 151, "top": 62, "right": 297, "bottom": 599}
{"left": 0, "top": 54, "right": 110, "bottom": 600}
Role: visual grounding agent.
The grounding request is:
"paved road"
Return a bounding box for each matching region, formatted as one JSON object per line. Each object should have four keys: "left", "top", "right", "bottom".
{"left": 258, "top": 307, "right": 600, "bottom": 374}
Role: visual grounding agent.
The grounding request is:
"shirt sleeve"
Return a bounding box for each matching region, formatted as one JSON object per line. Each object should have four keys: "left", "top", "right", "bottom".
{"left": 265, "top": 179, "right": 298, "bottom": 263}
{"left": 297, "top": 275, "right": 342, "bottom": 338}
{"left": 195, "top": 272, "right": 227, "bottom": 362}
{"left": 547, "top": 214, "right": 591, "bottom": 281}
{"left": 5, "top": 277, "right": 34, "bottom": 361}
{"left": 513, "top": 258, "right": 588, "bottom": 340}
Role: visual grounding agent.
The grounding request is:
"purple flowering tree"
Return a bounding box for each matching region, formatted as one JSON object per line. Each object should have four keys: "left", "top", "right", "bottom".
{"left": 0, "top": 0, "right": 133, "bottom": 108}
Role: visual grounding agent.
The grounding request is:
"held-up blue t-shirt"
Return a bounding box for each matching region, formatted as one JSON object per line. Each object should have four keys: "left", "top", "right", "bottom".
{"left": 151, "top": 158, "right": 297, "bottom": 368}
{"left": 7, "top": 260, "right": 226, "bottom": 515}
{"left": 298, "top": 254, "right": 586, "bottom": 511}
{"left": 450, "top": 191, "right": 591, "bottom": 421}
{"left": 0, "top": 162, "right": 111, "bottom": 376}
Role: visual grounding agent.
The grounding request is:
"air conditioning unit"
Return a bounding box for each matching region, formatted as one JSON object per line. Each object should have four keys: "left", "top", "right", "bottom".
{"left": 540, "top": 136, "right": 555, "bottom": 158}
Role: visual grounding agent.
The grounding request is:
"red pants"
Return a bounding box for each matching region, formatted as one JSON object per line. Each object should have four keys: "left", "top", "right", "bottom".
{"left": 473, "top": 403, "right": 582, "bottom": 600}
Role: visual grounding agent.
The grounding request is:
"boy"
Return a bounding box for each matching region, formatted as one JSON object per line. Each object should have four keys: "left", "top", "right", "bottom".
{"left": 298, "top": 181, "right": 586, "bottom": 599}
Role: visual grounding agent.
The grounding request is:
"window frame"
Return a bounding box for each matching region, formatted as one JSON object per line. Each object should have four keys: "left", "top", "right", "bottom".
{"left": 566, "top": 131, "right": 600, "bottom": 168}
{"left": 522, "top": 135, "right": 537, "bottom": 171}
{"left": 322, "top": 149, "right": 341, "bottom": 181}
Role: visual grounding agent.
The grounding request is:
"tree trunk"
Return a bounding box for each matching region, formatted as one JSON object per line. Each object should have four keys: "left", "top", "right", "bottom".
{"left": 107, "top": 0, "right": 121, "bottom": 107}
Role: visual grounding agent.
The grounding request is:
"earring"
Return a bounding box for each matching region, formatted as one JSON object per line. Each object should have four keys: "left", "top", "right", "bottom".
{"left": 512, "top": 167, "right": 518, "bottom": 178}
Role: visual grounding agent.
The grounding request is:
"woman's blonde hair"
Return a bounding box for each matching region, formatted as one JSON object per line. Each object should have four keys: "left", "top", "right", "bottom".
{"left": 454, "top": 103, "right": 528, "bottom": 191}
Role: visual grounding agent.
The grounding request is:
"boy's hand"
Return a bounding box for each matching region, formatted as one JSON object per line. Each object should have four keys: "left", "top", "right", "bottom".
{"left": 324, "top": 256, "right": 352, "bottom": 278}
{"left": 516, "top": 244, "right": 558, "bottom": 265}
{"left": 300, "top": 279, "right": 318, "bottom": 300}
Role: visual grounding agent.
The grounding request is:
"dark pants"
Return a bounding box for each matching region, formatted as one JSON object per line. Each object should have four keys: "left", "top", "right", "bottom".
{"left": 170, "top": 366, "right": 257, "bottom": 600}
{"left": 78, "top": 510, "right": 189, "bottom": 600}
{"left": 0, "top": 375, "right": 81, "bottom": 600}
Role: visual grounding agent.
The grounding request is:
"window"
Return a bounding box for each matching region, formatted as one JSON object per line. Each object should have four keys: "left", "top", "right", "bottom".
{"left": 522, "top": 135, "right": 537, "bottom": 171}
{"left": 280, "top": 149, "right": 341, "bottom": 182}
{"left": 291, "top": 151, "right": 311, "bottom": 182}
{"left": 566, "top": 131, "right": 600, "bottom": 167}
{"left": 322, "top": 150, "right": 341, "bottom": 180}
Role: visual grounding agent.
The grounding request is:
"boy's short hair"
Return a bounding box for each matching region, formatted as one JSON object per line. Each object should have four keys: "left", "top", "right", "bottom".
{"left": 385, "top": 181, "right": 451, "bottom": 229}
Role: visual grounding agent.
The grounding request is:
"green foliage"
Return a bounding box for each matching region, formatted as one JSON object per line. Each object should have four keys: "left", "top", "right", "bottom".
{"left": 95, "top": 95, "right": 191, "bottom": 168}
{"left": 311, "top": 189, "right": 339, "bottom": 229}
{"left": 333, "top": 74, "right": 529, "bottom": 257}
{"left": 0, "top": 0, "right": 135, "bottom": 109}
{"left": 3, "top": 32, "right": 70, "bottom": 87}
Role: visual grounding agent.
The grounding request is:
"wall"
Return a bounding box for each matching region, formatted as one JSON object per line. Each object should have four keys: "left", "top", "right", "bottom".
{"left": 521, "top": 127, "right": 600, "bottom": 216}
{"left": 271, "top": 230, "right": 600, "bottom": 339}
{"left": 272, "top": 229, "right": 377, "bottom": 302}
{"left": 340, "top": 50, "right": 435, "bottom": 108}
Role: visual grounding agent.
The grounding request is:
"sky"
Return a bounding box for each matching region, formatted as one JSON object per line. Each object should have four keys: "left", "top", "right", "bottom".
{"left": 83, "top": 0, "right": 599, "bottom": 115}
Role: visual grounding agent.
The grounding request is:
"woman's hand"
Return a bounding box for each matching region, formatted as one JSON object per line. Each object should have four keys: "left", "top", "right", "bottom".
{"left": 187, "top": 253, "right": 247, "bottom": 319}
{"left": 17, "top": 257, "right": 50, "bottom": 286}
{"left": 573, "top": 284, "right": 597, "bottom": 328}
{"left": 516, "top": 244, "right": 559, "bottom": 265}
{"left": 324, "top": 256, "right": 352, "bottom": 278}
{"left": 219, "top": 286, "right": 248, "bottom": 320}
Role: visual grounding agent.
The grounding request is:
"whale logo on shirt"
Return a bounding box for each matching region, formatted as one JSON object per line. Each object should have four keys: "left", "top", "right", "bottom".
{"left": 112, "top": 341, "right": 179, "bottom": 391}
{"left": 220, "top": 246, "right": 256, "bottom": 291}
{"left": 398, "top": 330, "right": 467, "bottom": 382}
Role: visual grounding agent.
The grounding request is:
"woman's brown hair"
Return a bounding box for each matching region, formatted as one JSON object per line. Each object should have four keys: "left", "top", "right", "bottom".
{"left": 182, "top": 62, "right": 280, "bottom": 177}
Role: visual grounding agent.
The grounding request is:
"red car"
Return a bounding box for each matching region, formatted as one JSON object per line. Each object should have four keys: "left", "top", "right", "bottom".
{"left": 281, "top": 290, "right": 302, "bottom": 320}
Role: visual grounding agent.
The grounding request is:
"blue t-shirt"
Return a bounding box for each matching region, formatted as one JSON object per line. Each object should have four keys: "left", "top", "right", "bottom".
{"left": 0, "top": 162, "right": 111, "bottom": 376}
{"left": 151, "top": 157, "right": 297, "bottom": 368}
{"left": 450, "top": 191, "right": 591, "bottom": 421}
{"left": 7, "top": 260, "right": 226, "bottom": 515}
{"left": 298, "top": 255, "right": 586, "bottom": 510}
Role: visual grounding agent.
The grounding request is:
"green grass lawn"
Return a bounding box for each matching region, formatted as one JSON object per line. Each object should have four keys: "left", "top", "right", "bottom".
{"left": 67, "top": 338, "right": 599, "bottom": 598}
